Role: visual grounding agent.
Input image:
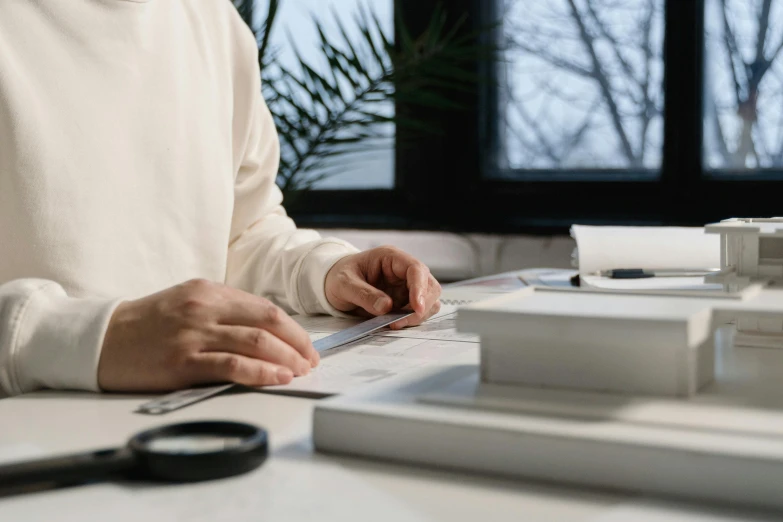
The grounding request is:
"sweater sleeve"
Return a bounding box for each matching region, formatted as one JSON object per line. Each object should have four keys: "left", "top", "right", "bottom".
{"left": 0, "top": 279, "right": 121, "bottom": 396}
{"left": 224, "top": 23, "right": 359, "bottom": 316}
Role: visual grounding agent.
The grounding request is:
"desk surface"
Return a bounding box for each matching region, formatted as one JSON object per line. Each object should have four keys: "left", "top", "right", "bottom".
{"left": 0, "top": 389, "right": 629, "bottom": 521}
{"left": 1, "top": 270, "right": 781, "bottom": 521}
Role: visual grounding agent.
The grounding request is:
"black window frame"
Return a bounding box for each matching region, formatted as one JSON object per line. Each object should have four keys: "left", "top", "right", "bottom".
{"left": 288, "top": 0, "right": 783, "bottom": 235}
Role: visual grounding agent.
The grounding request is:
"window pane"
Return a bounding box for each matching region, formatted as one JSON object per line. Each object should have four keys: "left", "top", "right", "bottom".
{"left": 258, "top": 0, "right": 394, "bottom": 190}
{"left": 494, "top": 0, "right": 665, "bottom": 177}
{"left": 704, "top": 0, "right": 783, "bottom": 173}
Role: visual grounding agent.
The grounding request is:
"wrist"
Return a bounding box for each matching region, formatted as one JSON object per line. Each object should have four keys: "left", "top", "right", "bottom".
{"left": 324, "top": 256, "right": 358, "bottom": 312}
{"left": 97, "top": 299, "right": 136, "bottom": 391}
{"left": 296, "top": 241, "right": 359, "bottom": 316}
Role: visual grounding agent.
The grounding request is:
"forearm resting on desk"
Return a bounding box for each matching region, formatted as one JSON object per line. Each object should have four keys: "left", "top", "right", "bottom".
{"left": 0, "top": 279, "right": 121, "bottom": 396}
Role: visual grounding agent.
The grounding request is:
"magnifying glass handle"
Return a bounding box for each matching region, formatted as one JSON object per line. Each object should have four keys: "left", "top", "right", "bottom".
{"left": 0, "top": 447, "right": 136, "bottom": 492}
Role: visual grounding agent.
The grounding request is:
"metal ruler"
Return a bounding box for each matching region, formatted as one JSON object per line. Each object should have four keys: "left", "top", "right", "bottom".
{"left": 135, "top": 383, "right": 235, "bottom": 415}
{"left": 135, "top": 312, "right": 413, "bottom": 415}
{"left": 313, "top": 312, "right": 412, "bottom": 353}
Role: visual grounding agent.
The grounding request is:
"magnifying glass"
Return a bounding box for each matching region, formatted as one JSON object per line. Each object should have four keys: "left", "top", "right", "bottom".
{"left": 0, "top": 421, "right": 268, "bottom": 494}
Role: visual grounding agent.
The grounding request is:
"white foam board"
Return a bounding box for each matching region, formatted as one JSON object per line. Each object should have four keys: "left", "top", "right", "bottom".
{"left": 313, "top": 336, "right": 783, "bottom": 511}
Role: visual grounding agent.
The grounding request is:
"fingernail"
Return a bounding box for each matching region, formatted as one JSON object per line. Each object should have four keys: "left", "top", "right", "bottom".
{"left": 277, "top": 367, "right": 294, "bottom": 383}
{"left": 300, "top": 360, "right": 311, "bottom": 375}
{"left": 311, "top": 353, "right": 320, "bottom": 367}
{"left": 374, "top": 296, "right": 388, "bottom": 313}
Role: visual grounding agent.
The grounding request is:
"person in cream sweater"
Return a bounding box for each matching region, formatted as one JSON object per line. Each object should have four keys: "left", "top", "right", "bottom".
{"left": 0, "top": 1, "right": 442, "bottom": 397}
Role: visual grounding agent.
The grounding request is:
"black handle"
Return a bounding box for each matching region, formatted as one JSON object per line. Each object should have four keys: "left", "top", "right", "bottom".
{"left": 609, "top": 269, "right": 655, "bottom": 279}
{"left": 0, "top": 447, "right": 136, "bottom": 492}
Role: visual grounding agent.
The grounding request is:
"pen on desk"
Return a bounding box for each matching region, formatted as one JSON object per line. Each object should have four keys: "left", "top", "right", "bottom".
{"left": 597, "top": 268, "right": 721, "bottom": 279}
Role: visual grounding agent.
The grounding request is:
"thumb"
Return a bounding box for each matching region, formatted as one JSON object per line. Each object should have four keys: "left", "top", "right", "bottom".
{"left": 344, "top": 277, "right": 393, "bottom": 316}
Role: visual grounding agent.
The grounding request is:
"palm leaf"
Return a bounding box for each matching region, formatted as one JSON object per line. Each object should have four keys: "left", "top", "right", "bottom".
{"left": 235, "top": 0, "right": 490, "bottom": 195}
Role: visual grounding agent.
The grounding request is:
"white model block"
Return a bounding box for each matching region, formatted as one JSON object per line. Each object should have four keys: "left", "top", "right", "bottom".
{"left": 704, "top": 218, "right": 783, "bottom": 342}
{"left": 706, "top": 217, "right": 783, "bottom": 285}
{"left": 457, "top": 288, "right": 716, "bottom": 397}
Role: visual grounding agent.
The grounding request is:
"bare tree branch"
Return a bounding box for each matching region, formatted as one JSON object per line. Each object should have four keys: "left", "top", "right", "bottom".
{"left": 505, "top": 37, "right": 595, "bottom": 78}
{"left": 749, "top": 127, "right": 760, "bottom": 166}
{"left": 565, "top": 0, "right": 637, "bottom": 164}
{"left": 509, "top": 100, "right": 560, "bottom": 163}
{"left": 501, "top": 60, "right": 561, "bottom": 165}
{"left": 584, "top": 2, "right": 639, "bottom": 86}
{"left": 720, "top": 0, "right": 745, "bottom": 107}
{"left": 710, "top": 97, "right": 732, "bottom": 164}
{"left": 638, "top": 0, "right": 656, "bottom": 163}
{"left": 770, "top": 69, "right": 783, "bottom": 162}
{"left": 748, "top": 0, "right": 774, "bottom": 90}
{"left": 560, "top": 98, "right": 603, "bottom": 161}
{"left": 756, "top": 121, "right": 771, "bottom": 166}
{"left": 502, "top": 0, "right": 783, "bottom": 170}
{"left": 756, "top": 0, "right": 773, "bottom": 62}
{"left": 768, "top": 37, "right": 783, "bottom": 66}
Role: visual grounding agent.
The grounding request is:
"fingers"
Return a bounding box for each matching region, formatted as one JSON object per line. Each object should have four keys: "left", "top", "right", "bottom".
{"left": 375, "top": 248, "right": 438, "bottom": 316}
{"left": 390, "top": 299, "right": 442, "bottom": 330}
{"left": 217, "top": 292, "right": 318, "bottom": 366}
{"left": 406, "top": 264, "right": 430, "bottom": 316}
{"left": 419, "top": 273, "right": 442, "bottom": 316}
{"left": 188, "top": 352, "right": 295, "bottom": 387}
{"left": 208, "top": 325, "right": 314, "bottom": 376}
{"left": 340, "top": 276, "right": 394, "bottom": 316}
{"left": 391, "top": 273, "right": 442, "bottom": 329}
{"left": 323, "top": 247, "right": 441, "bottom": 326}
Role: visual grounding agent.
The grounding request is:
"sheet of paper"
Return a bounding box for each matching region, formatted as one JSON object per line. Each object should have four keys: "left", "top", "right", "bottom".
{"left": 571, "top": 225, "right": 721, "bottom": 274}
{"left": 579, "top": 275, "right": 727, "bottom": 291}
{"left": 264, "top": 335, "right": 477, "bottom": 396}
{"left": 532, "top": 270, "right": 577, "bottom": 287}
{"left": 446, "top": 274, "right": 527, "bottom": 292}
{"left": 441, "top": 278, "right": 527, "bottom": 305}
{"left": 377, "top": 310, "right": 479, "bottom": 343}
{"left": 281, "top": 298, "right": 484, "bottom": 396}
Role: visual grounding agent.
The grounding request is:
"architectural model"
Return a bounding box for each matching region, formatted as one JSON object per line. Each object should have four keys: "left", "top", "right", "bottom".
{"left": 705, "top": 217, "right": 783, "bottom": 287}
{"left": 706, "top": 217, "right": 783, "bottom": 347}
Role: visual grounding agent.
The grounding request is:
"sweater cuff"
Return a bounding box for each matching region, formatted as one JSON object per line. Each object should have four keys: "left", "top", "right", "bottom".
{"left": 15, "top": 288, "right": 122, "bottom": 393}
{"left": 294, "top": 239, "right": 360, "bottom": 317}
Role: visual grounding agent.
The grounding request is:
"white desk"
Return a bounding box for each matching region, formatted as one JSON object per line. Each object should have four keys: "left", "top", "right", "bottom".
{"left": 5, "top": 380, "right": 783, "bottom": 520}
{"left": 1, "top": 270, "right": 781, "bottom": 521}
{"left": 0, "top": 388, "right": 629, "bottom": 521}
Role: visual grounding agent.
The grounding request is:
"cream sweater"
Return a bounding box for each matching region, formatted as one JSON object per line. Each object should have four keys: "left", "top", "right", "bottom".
{"left": 0, "top": 0, "right": 358, "bottom": 396}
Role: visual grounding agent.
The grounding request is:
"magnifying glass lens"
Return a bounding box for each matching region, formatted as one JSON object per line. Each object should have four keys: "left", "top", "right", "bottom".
{"left": 144, "top": 434, "right": 247, "bottom": 455}
{"left": 129, "top": 421, "right": 268, "bottom": 482}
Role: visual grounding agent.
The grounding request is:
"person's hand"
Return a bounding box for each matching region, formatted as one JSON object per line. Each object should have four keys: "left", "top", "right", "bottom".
{"left": 324, "top": 246, "right": 442, "bottom": 329}
{"left": 97, "top": 279, "right": 318, "bottom": 392}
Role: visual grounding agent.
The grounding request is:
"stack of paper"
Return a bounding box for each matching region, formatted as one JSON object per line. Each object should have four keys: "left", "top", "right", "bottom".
{"left": 570, "top": 225, "right": 722, "bottom": 290}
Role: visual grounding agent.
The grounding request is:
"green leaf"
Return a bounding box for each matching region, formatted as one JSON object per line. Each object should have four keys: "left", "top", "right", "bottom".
{"left": 236, "top": 0, "right": 493, "bottom": 194}
{"left": 259, "top": 0, "right": 280, "bottom": 68}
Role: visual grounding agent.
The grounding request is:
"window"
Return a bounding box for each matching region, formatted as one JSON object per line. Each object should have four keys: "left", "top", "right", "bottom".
{"left": 253, "top": 0, "right": 395, "bottom": 190}
{"left": 704, "top": 0, "right": 783, "bottom": 173}
{"left": 495, "top": 0, "right": 665, "bottom": 177}
{"left": 241, "top": 0, "right": 783, "bottom": 232}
